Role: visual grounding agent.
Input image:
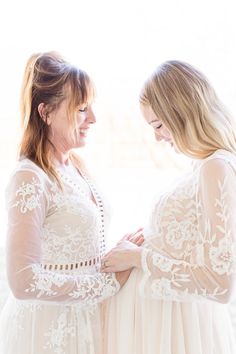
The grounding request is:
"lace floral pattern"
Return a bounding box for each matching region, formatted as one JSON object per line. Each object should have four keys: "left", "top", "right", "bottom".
{"left": 69, "top": 273, "right": 118, "bottom": 305}
{"left": 150, "top": 278, "right": 177, "bottom": 298}
{"left": 41, "top": 221, "right": 100, "bottom": 264}
{"left": 25, "top": 265, "right": 69, "bottom": 298}
{"left": 4, "top": 158, "right": 119, "bottom": 353}
{"left": 44, "top": 310, "right": 76, "bottom": 354}
{"left": 44, "top": 306, "right": 98, "bottom": 354}
{"left": 209, "top": 237, "right": 235, "bottom": 275}
{"left": 165, "top": 219, "right": 195, "bottom": 249}
{"left": 141, "top": 152, "right": 236, "bottom": 303}
{"left": 13, "top": 177, "right": 43, "bottom": 213}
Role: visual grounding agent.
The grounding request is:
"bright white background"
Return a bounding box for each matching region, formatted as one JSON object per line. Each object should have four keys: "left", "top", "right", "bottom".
{"left": 0, "top": 0, "right": 236, "bottom": 331}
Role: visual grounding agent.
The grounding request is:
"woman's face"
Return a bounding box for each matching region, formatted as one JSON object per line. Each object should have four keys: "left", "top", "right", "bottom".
{"left": 47, "top": 96, "right": 96, "bottom": 152}
{"left": 141, "top": 104, "right": 174, "bottom": 147}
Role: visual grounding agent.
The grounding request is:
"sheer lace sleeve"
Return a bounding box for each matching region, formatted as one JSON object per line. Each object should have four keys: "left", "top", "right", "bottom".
{"left": 140, "top": 158, "right": 236, "bottom": 303}
{"left": 6, "top": 169, "right": 119, "bottom": 305}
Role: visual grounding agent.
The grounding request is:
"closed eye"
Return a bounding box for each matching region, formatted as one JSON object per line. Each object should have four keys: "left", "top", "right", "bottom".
{"left": 149, "top": 120, "right": 162, "bottom": 130}
{"left": 79, "top": 107, "right": 88, "bottom": 113}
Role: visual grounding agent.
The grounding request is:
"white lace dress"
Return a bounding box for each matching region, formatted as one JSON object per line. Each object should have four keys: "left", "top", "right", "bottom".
{"left": 105, "top": 149, "right": 236, "bottom": 354}
{"left": 0, "top": 158, "right": 119, "bottom": 354}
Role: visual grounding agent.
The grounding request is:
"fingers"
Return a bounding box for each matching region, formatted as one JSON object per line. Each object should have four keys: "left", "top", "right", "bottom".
{"left": 101, "top": 257, "right": 109, "bottom": 268}
{"left": 101, "top": 261, "right": 118, "bottom": 273}
{"left": 127, "top": 232, "right": 142, "bottom": 242}
{"left": 129, "top": 233, "right": 142, "bottom": 242}
{"left": 117, "top": 228, "right": 144, "bottom": 245}
{"left": 101, "top": 256, "right": 131, "bottom": 273}
{"left": 129, "top": 233, "right": 144, "bottom": 245}
{"left": 135, "top": 236, "right": 144, "bottom": 246}
{"left": 101, "top": 256, "right": 115, "bottom": 272}
{"left": 136, "top": 227, "right": 144, "bottom": 233}
{"left": 117, "top": 233, "right": 132, "bottom": 244}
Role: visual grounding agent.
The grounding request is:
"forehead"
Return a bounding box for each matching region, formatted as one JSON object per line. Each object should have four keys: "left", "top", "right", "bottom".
{"left": 141, "top": 105, "right": 160, "bottom": 124}
{"left": 64, "top": 78, "right": 94, "bottom": 107}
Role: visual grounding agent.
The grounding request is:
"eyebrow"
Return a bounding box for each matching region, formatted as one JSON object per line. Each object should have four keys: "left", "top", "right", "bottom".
{"left": 149, "top": 119, "right": 160, "bottom": 125}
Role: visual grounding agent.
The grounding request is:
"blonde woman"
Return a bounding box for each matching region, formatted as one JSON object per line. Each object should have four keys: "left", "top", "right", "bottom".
{"left": 0, "top": 52, "right": 131, "bottom": 354}
{"left": 103, "top": 61, "right": 236, "bottom": 354}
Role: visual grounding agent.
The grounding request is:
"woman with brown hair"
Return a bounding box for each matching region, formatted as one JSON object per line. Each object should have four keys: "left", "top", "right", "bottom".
{"left": 103, "top": 61, "right": 236, "bottom": 354}
{"left": 0, "top": 52, "right": 130, "bottom": 354}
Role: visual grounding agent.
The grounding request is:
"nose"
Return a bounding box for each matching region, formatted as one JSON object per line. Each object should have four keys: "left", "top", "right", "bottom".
{"left": 87, "top": 107, "right": 96, "bottom": 124}
{"left": 154, "top": 131, "right": 163, "bottom": 142}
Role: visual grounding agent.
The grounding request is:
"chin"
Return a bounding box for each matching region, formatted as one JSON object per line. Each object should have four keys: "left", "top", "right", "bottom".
{"left": 173, "top": 146, "right": 180, "bottom": 154}
{"left": 173, "top": 146, "right": 180, "bottom": 153}
{"left": 74, "top": 140, "right": 86, "bottom": 149}
{"left": 169, "top": 142, "right": 179, "bottom": 153}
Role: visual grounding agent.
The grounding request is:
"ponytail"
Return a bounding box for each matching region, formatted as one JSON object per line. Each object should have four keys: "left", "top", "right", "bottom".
{"left": 20, "top": 53, "right": 41, "bottom": 131}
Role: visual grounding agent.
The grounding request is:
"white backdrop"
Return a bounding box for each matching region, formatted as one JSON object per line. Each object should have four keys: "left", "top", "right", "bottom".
{"left": 0, "top": 0, "right": 236, "bottom": 338}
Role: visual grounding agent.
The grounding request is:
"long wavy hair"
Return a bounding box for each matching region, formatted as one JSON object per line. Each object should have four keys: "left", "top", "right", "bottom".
{"left": 19, "top": 51, "right": 95, "bottom": 181}
{"left": 140, "top": 60, "right": 236, "bottom": 158}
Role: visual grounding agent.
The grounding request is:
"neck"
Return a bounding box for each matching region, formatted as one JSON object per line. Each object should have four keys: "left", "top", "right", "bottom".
{"left": 47, "top": 139, "right": 72, "bottom": 166}
{"left": 54, "top": 152, "right": 71, "bottom": 166}
{"left": 49, "top": 146, "right": 71, "bottom": 166}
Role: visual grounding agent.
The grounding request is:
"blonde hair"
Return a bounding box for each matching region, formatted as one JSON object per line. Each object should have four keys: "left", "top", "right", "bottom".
{"left": 19, "top": 51, "right": 95, "bottom": 182}
{"left": 140, "top": 60, "right": 236, "bottom": 158}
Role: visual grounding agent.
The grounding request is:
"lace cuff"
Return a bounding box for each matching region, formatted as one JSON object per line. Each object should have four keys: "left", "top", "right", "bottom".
{"left": 139, "top": 248, "right": 151, "bottom": 297}
{"left": 141, "top": 247, "right": 151, "bottom": 275}
{"left": 110, "top": 272, "right": 121, "bottom": 291}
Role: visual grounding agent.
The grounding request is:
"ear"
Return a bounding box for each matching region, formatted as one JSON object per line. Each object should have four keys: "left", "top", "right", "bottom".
{"left": 38, "top": 103, "right": 52, "bottom": 125}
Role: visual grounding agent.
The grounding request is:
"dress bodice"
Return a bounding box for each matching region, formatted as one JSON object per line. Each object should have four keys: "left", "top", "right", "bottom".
{"left": 141, "top": 150, "right": 236, "bottom": 302}
{"left": 39, "top": 163, "right": 107, "bottom": 269}
{"left": 5, "top": 158, "right": 119, "bottom": 305}
{"left": 147, "top": 171, "right": 199, "bottom": 261}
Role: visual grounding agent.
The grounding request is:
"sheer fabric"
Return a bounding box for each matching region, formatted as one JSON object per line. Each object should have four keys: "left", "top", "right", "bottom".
{"left": 105, "top": 150, "right": 236, "bottom": 354}
{"left": 0, "top": 158, "right": 119, "bottom": 354}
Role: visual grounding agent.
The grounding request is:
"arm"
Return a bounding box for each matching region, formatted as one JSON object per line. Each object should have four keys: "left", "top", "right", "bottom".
{"left": 6, "top": 169, "right": 120, "bottom": 305}
{"left": 103, "top": 159, "right": 236, "bottom": 303}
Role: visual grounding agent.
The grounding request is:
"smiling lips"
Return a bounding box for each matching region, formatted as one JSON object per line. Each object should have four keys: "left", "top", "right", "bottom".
{"left": 79, "top": 128, "right": 88, "bottom": 136}
{"left": 165, "top": 140, "right": 174, "bottom": 148}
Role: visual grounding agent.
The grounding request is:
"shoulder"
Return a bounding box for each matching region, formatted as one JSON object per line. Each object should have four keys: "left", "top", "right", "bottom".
{"left": 10, "top": 158, "right": 50, "bottom": 181}
{"left": 7, "top": 158, "right": 52, "bottom": 194}
{"left": 5, "top": 159, "right": 52, "bottom": 211}
{"left": 198, "top": 150, "right": 236, "bottom": 186}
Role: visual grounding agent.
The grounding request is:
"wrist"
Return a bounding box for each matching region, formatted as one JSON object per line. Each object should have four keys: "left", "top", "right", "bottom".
{"left": 131, "top": 247, "right": 143, "bottom": 268}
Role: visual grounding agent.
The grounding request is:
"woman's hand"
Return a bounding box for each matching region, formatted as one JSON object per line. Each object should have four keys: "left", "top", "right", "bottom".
{"left": 117, "top": 228, "right": 144, "bottom": 246}
{"left": 115, "top": 269, "right": 132, "bottom": 288}
{"left": 101, "top": 240, "right": 143, "bottom": 273}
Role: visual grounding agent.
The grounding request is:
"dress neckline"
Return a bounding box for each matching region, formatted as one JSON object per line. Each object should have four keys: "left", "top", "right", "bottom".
{"left": 55, "top": 161, "right": 106, "bottom": 257}
{"left": 191, "top": 149, "right": 234, "bottom": 171}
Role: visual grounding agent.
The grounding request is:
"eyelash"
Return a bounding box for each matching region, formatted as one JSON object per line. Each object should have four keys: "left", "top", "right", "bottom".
{"left": 79, "top": 108, "right": 87, "bottom": 113}
{"left": 155, "top": 124, "right": 162, "bottom": 130}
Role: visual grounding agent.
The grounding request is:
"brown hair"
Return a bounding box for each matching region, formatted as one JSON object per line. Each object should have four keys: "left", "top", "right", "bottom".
{"left": 19, "top": 51, "right": 95, "bottom": 181}
{"left": 140, "top": 60, "right": 236, "bottom": 158}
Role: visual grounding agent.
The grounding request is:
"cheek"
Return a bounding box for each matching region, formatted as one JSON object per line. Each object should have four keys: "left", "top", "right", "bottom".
{"left": 50, "top": 118, "right": 71, "bottom": 139}
{"left": 76, "top": 113, "right": 86, "bottom": 125}
{"left": 154, "top": 131, "right": 162, "bottom": 141}
{"left": 51, "top": 122, "right": 66, "bottom": 135}
{"left": 162, "top": 127, "right": 171, "bottom": 138}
